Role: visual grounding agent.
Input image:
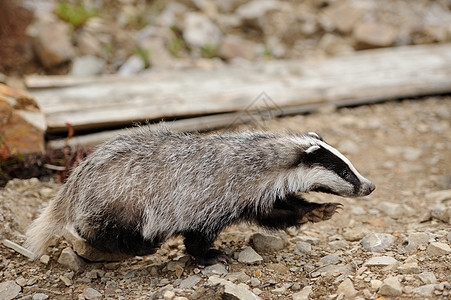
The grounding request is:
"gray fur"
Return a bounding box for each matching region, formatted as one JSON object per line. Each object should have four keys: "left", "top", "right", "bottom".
{"left": 25, "top": 127, "right": 374, "bottom": 262}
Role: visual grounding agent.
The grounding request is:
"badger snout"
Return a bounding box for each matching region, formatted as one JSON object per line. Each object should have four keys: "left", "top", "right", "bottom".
{"left": 360, "top": 181, "right": 376, "bottom": 196}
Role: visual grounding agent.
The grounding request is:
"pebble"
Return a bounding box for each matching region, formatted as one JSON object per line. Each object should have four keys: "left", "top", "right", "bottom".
{"left": 370, "top": 279, "right": 383, "bottom": 291}
{"left": 353, "top": 22, "right": 397, "bottom": 49}
{"left": 426, "top": 242, "right": 451, "bottom": 256}
{"left": 32, "top": 293, "right": 49, "bottom": 300}
{"left": 202, "top": 263, "right": 228, "bottom": 276}
{"left": 70, "top": 56, "right": 106, "bottom": 76}
{"left": 183, "top": 12, "right": 222, "bottom": 48}
{"left": 412, "top": 284, "right": 435, "bottom": 297}
{"left": 360, "top": 233, "right": 396, "bottom": 252}
{"left": 319, "top": 254, "right": 341, "bottom": 265}
{"left": 343, "top": 227, "right": 368, "bottom": 241}
{"left": 398, "top": 262, "right": 420, "bottom": 274}
{"left": 117, "top": 55, "right": 146, "bottom": 76}
{"left": 0, "top": 281, "right": 22, "bottom": 300}
{"left": 363, "top": 256, "right": 398, "bottom": 266}
{"left": 377, "top": 202, "right": 404, "bottom": 217}
{"left": 251, "top": 232, "right": 286, "bottom": 253}
{"left": 39, "top": 254, "right": 50, "bottom": 265}
{"left": 58, "top": 247, "right": 86, "bottom": 271}
{"left": 163, "top": 290, "right": 175, "bottom": 300}
{"left": 266, "top": 263, "right": 289, "bottom": 274}
{"left": 60, "top": 275, "right": 73, "bottom": 286}
{"left": 292, "top": 285, "right": 312, "bottom": 300}
{"left": 179, "top": 275, "right": 202, "bottom": 289}
{"left": 208, "top": 276, "right": 260, "bottom": 300}
{"left": 83, "top": 287, "right": 102, "bottom": 300}
{"left": 238, "top": 247, "right": 263, "bottom": 264}
{"left": 418, "top": 271, "right": 437, "bottom": 284}
{"left": 337, "top": 278, "right": 357, "bottom": 298}
{"left": 295, "top": 241, "right": 312, "bottom": 255}
{"left": 405, "top": 232, "right": 429, "bottom": 252}
{"left": 379, "top": 276, "right": 403, "bottom": 297}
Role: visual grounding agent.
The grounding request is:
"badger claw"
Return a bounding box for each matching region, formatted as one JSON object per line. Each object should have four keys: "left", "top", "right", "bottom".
{"left": 195, "top": 249, "right": 231, "bottom": 265}
{"left": 299, "top": 202, "right": 342, "bottom": 224}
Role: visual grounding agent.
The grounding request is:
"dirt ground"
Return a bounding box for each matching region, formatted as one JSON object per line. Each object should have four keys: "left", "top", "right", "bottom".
{"left": 0, "top": 96, "right": 450, "bottom": 299}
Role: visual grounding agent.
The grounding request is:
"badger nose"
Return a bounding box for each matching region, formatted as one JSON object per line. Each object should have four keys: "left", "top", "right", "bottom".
{"left": 367, "top": 182, "right": 376, "bottom": 194}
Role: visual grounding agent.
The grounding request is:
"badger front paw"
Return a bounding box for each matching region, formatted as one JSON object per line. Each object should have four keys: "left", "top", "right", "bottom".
{"left": 298, "top": 202, "right": 343, "bottom": 224}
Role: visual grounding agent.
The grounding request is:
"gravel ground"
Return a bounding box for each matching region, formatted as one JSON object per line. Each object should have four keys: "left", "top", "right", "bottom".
{"left": 1, "top": 96, "right": 450, "bottom": 300}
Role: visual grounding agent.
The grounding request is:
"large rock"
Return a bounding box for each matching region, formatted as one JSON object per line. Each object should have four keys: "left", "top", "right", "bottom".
{"left": 27, "top": 14, "right": 75, "bottom": 68}
{"left": 0, "top": 83, "right": 46, "bottom": 155}
{"left": 183, "top": 12, "right": 222, "bottom": 48}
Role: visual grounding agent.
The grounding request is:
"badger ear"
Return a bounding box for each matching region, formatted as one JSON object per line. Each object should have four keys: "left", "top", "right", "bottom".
{"left": 305, "top": 145, "right": 321, "bottom": 154}
{"left": 307, "top": 132, "right": 324, "bottom": 141}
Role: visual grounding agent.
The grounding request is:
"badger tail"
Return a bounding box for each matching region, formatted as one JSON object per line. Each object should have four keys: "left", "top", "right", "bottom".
{"left": 25, "top": 198, "right": 69, "bottom": 260}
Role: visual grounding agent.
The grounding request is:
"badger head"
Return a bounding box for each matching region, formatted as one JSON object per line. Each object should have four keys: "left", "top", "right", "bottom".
{"left": 292, "top": 132, "right": 375, "bottom": 197}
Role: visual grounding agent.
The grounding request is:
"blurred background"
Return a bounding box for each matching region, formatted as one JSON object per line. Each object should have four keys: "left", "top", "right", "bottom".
{"left": 0, "top": 0, "right": 450, "bottom": 77}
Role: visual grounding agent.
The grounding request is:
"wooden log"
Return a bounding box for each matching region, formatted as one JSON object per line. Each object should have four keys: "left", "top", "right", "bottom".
{"left": 27, "top": 44, "right": 451, "bottom": 133}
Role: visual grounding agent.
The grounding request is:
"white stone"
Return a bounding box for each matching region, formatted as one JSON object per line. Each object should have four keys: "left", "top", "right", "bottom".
{"left": 163, "top": 290, "right": 175, "bottom": 300}
{"left": 337, "top": 278, "right": 357, "bottom": 298}
{"left": 117, "top": 55, "right": 146, "bottom": 76}
{"left": 295, "top": 241, "right": 312, "bottom": 255}
{"left": 208, "top": 276, "right": 261, "bottom": 300}
{"left": 58, "top": 247, "right": 86, "bottom": 271}
{"left": 427, "top": 242, "right": 451, "bottom": 256}
{"left": 361, "top": 233, "right": 396, "bottom": 252}
{"left": 417, "top": 271, "right": 437, "bottom": 284}
{"left": 292, "top": 285, "right": 312, "bottom": 300}
{"left": 70, "top": 56, "right": 106, "bottom": 76}
{"left": 183, "top": 12, "right": 222, "bottom": 48}
{"left": 405, "top": 232, "right": 430, "bottom": 252}
{"left": 412, "top": 284, "right": 435, "bottom": 297}
{"left": 379, "top": 276, "right": 403, "bottom": 297}
{"left": 238, "top": 247, "right": 263, "bottom": 264}
{"left": 364, "top": 256, "right": 398, "bottom": 266}
{"left": 0, "top": 281, "right": 21, "bottom": 300}
{"left": 202, "top": 264, "right": 228, "bottom": 276}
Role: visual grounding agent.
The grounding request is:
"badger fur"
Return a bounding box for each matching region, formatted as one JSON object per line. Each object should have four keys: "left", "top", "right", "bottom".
{"left": 26, "top": 127, "right": 375, "bottom": 265}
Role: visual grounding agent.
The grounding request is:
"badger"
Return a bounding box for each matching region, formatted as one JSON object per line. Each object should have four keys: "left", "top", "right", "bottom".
{"left": 26, "top": 127, "right": 375, "bottom": 265}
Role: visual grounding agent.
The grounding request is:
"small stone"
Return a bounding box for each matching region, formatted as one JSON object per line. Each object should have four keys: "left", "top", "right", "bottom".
{"left": 364, "top": 256, "right": 398, "bottom": 266}
{"left": 218, "top": 34, "right": 256, "bottom": 61}
{"left": 398, "top": 262, "right": 420, "bottom": 274}
{"left": 343, "top": 227, "right": 369, "bottom": 242}
{"left": 432, "top": 207, "right": 451, "bottom": 224}
{"left": 292, "top": 285, "right": 312, "bottom": 300}
{"left": 353, "top": 22, "right": 397, "bottom": 49}
{"left": 117, "top": 55, "right": 146, "bottom": 76}
{"left": 328, "top": 240, "right": 348, "bottom": 250}
{"left": 83, "top": 287, "right": 102, "bottom": 300}
{"left": 295, "top": 241, "right": 312, "bottom": 255}
{"left": 412, "top": 284, "right": 435, "bottom": 297}
{"left": 202, "top": 263, "right": 228, "bottom": 276}
{"left": 179, "top": 275, "right": 202, "bottom": 289}
{"left": 319, "top": 254, "right": 341, "bottom": 265}
{"left": 58, "top": 247, "right": 86, "bottom": 271}
{"left": 427, "top": 242, "right": 451, "bottom": 256}
{"left": 33, "top": 293, "right": 49, "bottom": 300}
{"left": 163, "top": 290, "right": 175, "bottom": 300}
{"left": 337, "top": 278, "right": 357, "bottom": 298}
{"left": 183, "top": 12, "right": 222, "bottom": 48}
{"left": 238, "top": 247, "right": 263, "bottom": 264}
{"left": 266, "top": 263, "right": 289, "bottom": 274}
{"left": 60, "top": 275, "right": 73, "bottom": 286}
{"left": 370, "top": 279, "right": 383, "bottom": 291}
{"left": 174, "top": 298, "right": 188, "bottom": 300}
{"left": 405, "top": 232, "right": 430, "bottom": 252}
{"left": 417, "top": 271, "right": 437, "bottom": 284}
{"left": 377, "top": 202, "right": 404, "bottom": 217}
{"left": 379, "top": 276, "right": 403, "bottom": 297}
{"left": 295, "top": 236, "right": 320, "bottom": 245}
{"left": 251, "top": 233, "right": 286, "bottom": 253}
{"left": 0, "top": 281, "right": 22, "bottom": 300}
{"left": 361, "top": 233, "right": 396, "bottom": 252}
{"left": 320, "top": 1, "right": 361, "bottom": 34}
{"left": 250, "top": 278, "right": 260, "bottom": 287}
{"left": 39, "top": 255, "right": 50, "bottom": 265}
{"left": 70, "top": 56, "right": 106, "bottom": 76}
{"left": 208, "top": 276, "right": 260, "bottom": 300}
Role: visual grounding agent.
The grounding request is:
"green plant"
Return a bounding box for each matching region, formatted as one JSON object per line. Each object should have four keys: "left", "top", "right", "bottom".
{"left": 168, "top": 38, "right": 186, "bottom": 58}
{"left": 262, "top": 45, "right": 272, "bottom": 59}
{"left": 201, "top": 44, "right": 218, "bottom": 59}
{"left": 133, "top": 48, "right": 151, "bottom": 69}
{"left": 55, "top": 1, "right": 97, "bottom": 28}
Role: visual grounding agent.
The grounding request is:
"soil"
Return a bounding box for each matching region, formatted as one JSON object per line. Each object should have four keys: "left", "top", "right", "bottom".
{"left": 1, "top": 96, "right": 450, "bottom": 299}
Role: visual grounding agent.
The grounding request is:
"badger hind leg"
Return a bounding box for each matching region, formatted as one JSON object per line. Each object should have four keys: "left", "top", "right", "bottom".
{"left": 183, "top": 231, "right": 231, "bottom": 265}
{"left": 256, "top": 194, "right": 342, "bottom": 229}
{"left": 75, "top": 217, "right": 161, "bottom": 257}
